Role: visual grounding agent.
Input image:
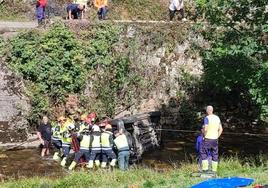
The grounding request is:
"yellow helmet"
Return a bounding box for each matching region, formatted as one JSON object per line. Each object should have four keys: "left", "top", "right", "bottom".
{"left": 80, "top": 114, "right": 88, "bottom": 121}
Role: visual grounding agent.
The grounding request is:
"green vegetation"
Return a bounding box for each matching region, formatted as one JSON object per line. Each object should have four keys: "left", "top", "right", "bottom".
{"left": 2, "top": 157, "right": 268, "bottom": 188}
{"left": 0, "top": 0, "right": 33, "bottom": 21}
{"left": 4, "top": 23, "right": 156, "bottom": 122}
{"left": 198, "top": 0, "right": 268, "bottom": 121}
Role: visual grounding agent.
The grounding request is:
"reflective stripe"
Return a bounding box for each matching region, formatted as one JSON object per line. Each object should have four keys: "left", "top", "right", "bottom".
{"left": 80, "top": 147, "right": 90, "bottom": 150}
{"left": 62, "top": 143, "right": 71, "bottom": 147}
{"left": 52, "top": 136, "right": 61, "bottom": 140}
{"left": 101, "top": 147, "right": 112, "bottom": 150}
{"left": 101, "top": 131, "right": 112, "bottom": 148}
{"left": 91, "top": 148, "right": 101, "bottom": 151}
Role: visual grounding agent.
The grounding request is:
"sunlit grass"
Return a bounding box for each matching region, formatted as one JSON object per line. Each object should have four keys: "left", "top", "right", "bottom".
{"left": 2, "top": 156, "right": 268, "bottom": 188}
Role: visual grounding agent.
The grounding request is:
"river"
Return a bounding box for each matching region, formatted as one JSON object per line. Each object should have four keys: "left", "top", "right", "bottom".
{"left": 0, "top": 132, "right": 267, "bottom": 179}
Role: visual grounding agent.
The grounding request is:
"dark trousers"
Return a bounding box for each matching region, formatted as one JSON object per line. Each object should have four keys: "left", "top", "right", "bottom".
{"left": 169, "top": 9, "right": 185, "bottom": 21}
{"left": 52, "top": 139, "right": 62, "bottom": 150}
{"left": 98, "top": 7, "right": 108, "bottom": 20}
{"left": 74, "top": 149, "right": 90, "bottom": 163}
{"left": 200, "top": 139, "right": 219, "bottom": 162}
{"left": 36, "top": 5, "right": 45, "bottom": 22}
{"left": 89, "top": 149, "right": 101, "bottom": 161}
{"left": 101, "top": 149, "right": 116, "bottom": 162}
{"left": 62, "top": 145, "right": 71, "bottom": 157}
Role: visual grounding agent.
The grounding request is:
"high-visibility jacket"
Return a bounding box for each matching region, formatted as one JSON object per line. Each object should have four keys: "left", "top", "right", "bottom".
{"left": 114, "top": 134, "right": 129, "bottom": 151}
{"left": 52, "top": 122, "right": 61, "bottom": 140}
{"left": 77, "top": 122, "right": 88, "bottom": 133}
{"left": 204, "top": 114, "right": 221, "bottom": 139}
{"left": 101, "top": 131, "right": 113, "bottom": 149}
{"left": 79, "top": 134, "right": 91, "bottom": 150}
{"left": 60, "top": 119, "right": 74, "bottom": 146}
{"left": 94, "top": 0, "right": 108, "bottom": 9}
{"left": 90, "top": 132, "right": 101, "bottom": 150}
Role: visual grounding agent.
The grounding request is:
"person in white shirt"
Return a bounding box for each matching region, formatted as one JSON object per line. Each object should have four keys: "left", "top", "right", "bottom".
{"left": 169, "top": 0, "right": 186, "bottom": 21}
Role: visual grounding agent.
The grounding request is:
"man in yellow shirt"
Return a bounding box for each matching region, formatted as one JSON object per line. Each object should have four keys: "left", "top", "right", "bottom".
{"left": 200, "top": 106, "right": 223, "bottom": 173}
{"left": 94, "top": 0, "right": 108, "bottom": 20}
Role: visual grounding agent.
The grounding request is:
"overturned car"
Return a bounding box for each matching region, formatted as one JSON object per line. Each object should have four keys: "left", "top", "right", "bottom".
{"left": 110, "top": 111, "right": 162, "bottom": 162}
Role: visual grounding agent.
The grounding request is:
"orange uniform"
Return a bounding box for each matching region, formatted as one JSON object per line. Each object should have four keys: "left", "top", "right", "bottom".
{"left": 94, "top": 0, "right": 108, "bottom": 9}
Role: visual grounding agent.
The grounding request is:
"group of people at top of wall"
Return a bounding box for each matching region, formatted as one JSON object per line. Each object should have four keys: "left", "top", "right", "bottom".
{"left": 37, "top": 113, "right": 133, "bottom": 171}
{"left": 36, "top": 0, "right": 186, "bottom": 25}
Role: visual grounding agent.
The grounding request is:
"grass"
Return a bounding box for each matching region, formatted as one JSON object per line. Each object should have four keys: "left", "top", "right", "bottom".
{"left": 1, "top": 157, "right": 268, "bottom": 188}
{"left": 0, "top": 0, "right": 34, "bottom": 21}
{"left": 0, "top": 0, "right": 183, "bottom": 22}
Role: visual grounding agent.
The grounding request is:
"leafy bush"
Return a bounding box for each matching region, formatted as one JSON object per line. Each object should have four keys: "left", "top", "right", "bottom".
{"left": 201, "top": 0, "right": 268, "bottom": 120}
{"left": 7, "top": 23, "right": 146, "bottom": 122}
{"left": 8, "top": 23, "right": 88, "bottom": 122}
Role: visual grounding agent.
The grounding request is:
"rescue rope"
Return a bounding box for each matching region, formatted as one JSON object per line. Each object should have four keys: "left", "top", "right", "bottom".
{"left": 151, "top": 128, "right": 268, "bottom": 137}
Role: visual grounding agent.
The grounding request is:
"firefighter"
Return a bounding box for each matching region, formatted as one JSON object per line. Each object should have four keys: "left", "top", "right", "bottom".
{"left": 68, "top": 128, "right": 91, "bottom": 170}
{"left": 100, "top": 124, "right": 116, "bottom": 168}
{"left": 51, "top": 117, "right": 65, "bottom": 161}
{"left": 87, "top": 125, "right": 101, "bottom": 168}
{"left": 76, "top": 114, "right": 89, "bottom": 133}
{"left": 60, "top": 118, "right": 75, "bottom": 167}
{"left": 114, "top": 130, "right": 130, "bottom": 170}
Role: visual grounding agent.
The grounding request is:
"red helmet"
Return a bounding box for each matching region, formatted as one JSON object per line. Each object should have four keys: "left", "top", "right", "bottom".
{"left": 88, "top": 112, "right": 97, "bottom": 120}
{"left": 85, "top": 112, "right": 97, "bottom": 124}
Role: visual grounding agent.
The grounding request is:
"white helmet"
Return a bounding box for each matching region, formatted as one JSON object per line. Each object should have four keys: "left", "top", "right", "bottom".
{"left": 92, "top": 125, "right": 100, "bottom": 132}
{"left": 68, "top": 123, "right": 75, "bottom": 130}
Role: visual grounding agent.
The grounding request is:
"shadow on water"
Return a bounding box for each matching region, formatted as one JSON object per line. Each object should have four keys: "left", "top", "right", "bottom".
{"left": 142, "top": 132, "right": 268, "bottom": 171}
{"left": 0, "top": 132, "right": 267, "bottom": 179}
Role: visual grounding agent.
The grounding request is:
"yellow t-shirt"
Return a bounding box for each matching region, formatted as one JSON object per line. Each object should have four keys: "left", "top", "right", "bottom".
{"left": 204, "top": 114, "right": 221, "bottom": 139}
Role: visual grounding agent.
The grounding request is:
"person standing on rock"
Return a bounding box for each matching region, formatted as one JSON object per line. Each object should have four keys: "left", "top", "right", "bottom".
{"left": 37, "top": 116, "right": 52, "bottom": 157}
{"left": 169, "top": 0, "right": 186, "bottom": 21}
{"left": 200, "top": 106, "right": 223, "bottom": 174}
{"left": 36, "top": 0, "right": 47, "bottom": 25}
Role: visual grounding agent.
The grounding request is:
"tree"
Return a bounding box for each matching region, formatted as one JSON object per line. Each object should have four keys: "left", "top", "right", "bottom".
{"left": 200, "top": 0, "right": 268, "bottom": 120}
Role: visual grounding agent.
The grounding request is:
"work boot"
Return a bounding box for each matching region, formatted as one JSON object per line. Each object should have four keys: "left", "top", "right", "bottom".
{"left": 101, "top": 162, "right": 107, "bottom": 168}
{"left": 53, "top": 152, "right": 61, "bottom": 161}
{"left": 110, "top": 159, "right": 117, "bottom": 167}
{"left": 68, "top": 161, "right": 77, "bottom": 170}
{"left": 61, "top": 157, "right": 67, "bottom": 167}
{"left": 87, "top": 160, "right": 94, "bottom": 168}
{"left": 95, "top": 160, "right": 100, "bottom": 167}
{"left": 201, "top": 160, "right": 209, "bottom": 171}
{"left": 212, "top": 161, "right": 218, "bottom": 172}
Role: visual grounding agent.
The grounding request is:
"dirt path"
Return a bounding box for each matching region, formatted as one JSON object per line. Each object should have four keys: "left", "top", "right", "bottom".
{"left": 0, "top": 21, "right": 37, "bottom": 30}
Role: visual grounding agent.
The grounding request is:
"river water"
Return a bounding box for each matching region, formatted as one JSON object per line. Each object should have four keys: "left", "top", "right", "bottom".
{"left": 0, "top": 132, "right": 267, "bottom": 179}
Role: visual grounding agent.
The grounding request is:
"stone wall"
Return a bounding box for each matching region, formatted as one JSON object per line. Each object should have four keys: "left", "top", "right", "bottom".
{"left": 0, "top": 61, "right": 30, "bottom": 143}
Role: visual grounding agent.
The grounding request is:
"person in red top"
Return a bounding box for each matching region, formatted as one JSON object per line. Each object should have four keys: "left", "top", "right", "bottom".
{"left": 36, "top": 0, "right": 47, "bottom": 25}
